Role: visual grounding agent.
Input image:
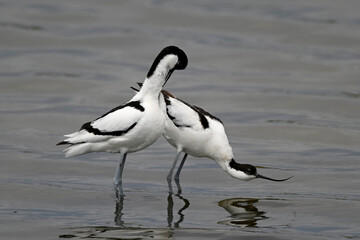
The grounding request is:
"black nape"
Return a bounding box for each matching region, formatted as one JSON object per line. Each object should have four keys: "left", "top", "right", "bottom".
{"left": 147, "top": 46, "right": 188, "bottom": 79}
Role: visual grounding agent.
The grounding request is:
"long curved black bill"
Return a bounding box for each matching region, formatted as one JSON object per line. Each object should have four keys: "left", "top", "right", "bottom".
{"left": 164, "top": 69, "right": 174, "bottom": 87}
{"left": 256, "top": 174, "right": 293, "bottom": 182}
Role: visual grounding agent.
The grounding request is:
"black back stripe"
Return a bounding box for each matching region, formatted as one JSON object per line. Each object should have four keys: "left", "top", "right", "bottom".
{"left": 81, "top": 122, "right": 137, "bottom": 136}
{"left": 163, "top": 94, "right": 209, "bottom": 129}
{"left": 56, "top": 141, "right": 68, "bottom": 145}
{"left": 192, "top": 105, "right": 223, "bottom": 124}
{"left": 78, "top": 100, "right": 143, "bottom": 136}
{"left": 199, "top": 112, "right": 209, "bottom": 129}
{"left": 95, "top": 101, "right": 144, "bottom": 121}
{"left": 176, "top": 98, "right": 210, "bottom": 129}
{"left": 126, "top": 101, "right": 145, "bottom": 112}
{"left": 134, "top": 86, "right": 220, "bottom": 129}
{"left": 163, "top": 94, "right": 185, "bottom": 128}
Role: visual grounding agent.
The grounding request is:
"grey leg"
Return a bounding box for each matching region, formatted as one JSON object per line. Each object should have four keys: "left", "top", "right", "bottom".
{"left": 174, "top": 153, "right": 188, "bottom": 194}
{"left": 174, "top": 153, "right": 188, "bottom": 181}
{"left": 114, "top": 153, "right": 127, "bottom": 198}
{"left": 167, "top": 151, "right": 182, "bottom": 194}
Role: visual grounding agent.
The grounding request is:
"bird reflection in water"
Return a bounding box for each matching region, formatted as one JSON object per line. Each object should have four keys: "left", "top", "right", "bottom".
{"left": 114, "top": 193, "right": 190, "bottom": 228}
{"left": 218, "top": 198, "right": 267, "bottom": 227}
{"left": 167, "top": 193, "right": 190, "bottom": 228}
{"left": 114, "top": 196, "right": 125, "bottom": 227}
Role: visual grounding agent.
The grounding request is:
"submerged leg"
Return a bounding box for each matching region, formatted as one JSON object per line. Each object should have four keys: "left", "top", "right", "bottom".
{"left": 114, "top": 195, "right": 125, "bottom": 226}
{"left": 167, "top": 151, "right": 182, "bottom": 194}
{"left": 114, "top": 153, "right": 128, "bottom": 198}
{"left": 174, "top": 153, "right": 188, "bottom": 194}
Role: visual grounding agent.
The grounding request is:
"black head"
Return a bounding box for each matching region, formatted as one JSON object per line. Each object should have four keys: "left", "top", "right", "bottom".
{"left": 147, "top": 46, "right": 188, "bottom": 79}
{"left": 229, "top": 159, "right": 292, "bottom": 182}
{"left": 230, "top": 159, "right": 257, "bottom": 176}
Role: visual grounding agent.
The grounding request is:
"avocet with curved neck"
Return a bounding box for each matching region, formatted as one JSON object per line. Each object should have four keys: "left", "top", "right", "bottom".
{"left": 57, "top": 46, "right": 188, "bottom": 198}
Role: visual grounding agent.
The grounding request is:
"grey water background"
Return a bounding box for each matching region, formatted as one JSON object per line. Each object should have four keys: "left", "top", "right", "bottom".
{"left": 1, "top": 0, "right": 360, "bottom": 239}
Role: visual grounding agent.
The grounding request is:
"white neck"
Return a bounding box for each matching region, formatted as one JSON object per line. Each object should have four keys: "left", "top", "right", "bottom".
{"left": 225, "top": 165, "right": 255, "bottom": 181}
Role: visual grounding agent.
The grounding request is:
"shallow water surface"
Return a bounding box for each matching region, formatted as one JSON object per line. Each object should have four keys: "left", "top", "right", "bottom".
{"left": 1, "top": 0, "right": 360, "bottom": 239}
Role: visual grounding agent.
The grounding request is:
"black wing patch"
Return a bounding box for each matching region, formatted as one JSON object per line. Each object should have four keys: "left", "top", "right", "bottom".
{"left": 192, "top": 105, "right": 209, "bottom": 129}
{"left": 192, "top": 105, "right": 223, "bottom": 125}
{"left": 78, "top": 100, "right": 143, "bottom": 136}
{"left": 57, "top": 141, "right": 69, "bottom": 145}
{"left": 131, "top": 86, "right": 222, "bottom": 130}
{"left": 96, "top": 101, "right": 144, "bottom": 120}
{"left": 163, "top": 93, "right": 218, "bottom": 130}
{"left": 80, "top": 122, "right": 137, "bottom": 136}
{"left": 163, "top": 94, "right": 191, "bottom": 128}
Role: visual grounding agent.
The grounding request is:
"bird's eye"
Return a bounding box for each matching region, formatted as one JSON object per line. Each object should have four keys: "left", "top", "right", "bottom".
{"left": 243, "top": 165, "right": 257, "bottom": 175}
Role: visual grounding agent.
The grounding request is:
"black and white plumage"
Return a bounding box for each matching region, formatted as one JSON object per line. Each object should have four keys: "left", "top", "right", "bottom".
{"left": 162, "top": 90, "right": 292, "bottom": 192}
{"left": 132, "top": 85, "right": 292, "bottom": 193}
{"left": 57, "top": 46, "right": 188, "bottom": 197}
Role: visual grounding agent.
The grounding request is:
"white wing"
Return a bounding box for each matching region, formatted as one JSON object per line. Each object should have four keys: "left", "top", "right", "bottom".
{"left": 91, "top": 103, "right": 143, "bottom": 134}
{"left": 164, "top": 94, "right": 205, "bottom": 131}
{"left": 60, "top": 101, "right": 144, "bottom": 146}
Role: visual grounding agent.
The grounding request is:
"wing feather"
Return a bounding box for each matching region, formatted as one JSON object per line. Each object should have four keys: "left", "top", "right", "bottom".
{"left": 90, "top": 105, "right": 142, "bottom": 134}
{"left": 164, "top": 94, "right": 204, "bottom": 131}
{"left": 59, "top": 101, "right": 144, "bottom": 146}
